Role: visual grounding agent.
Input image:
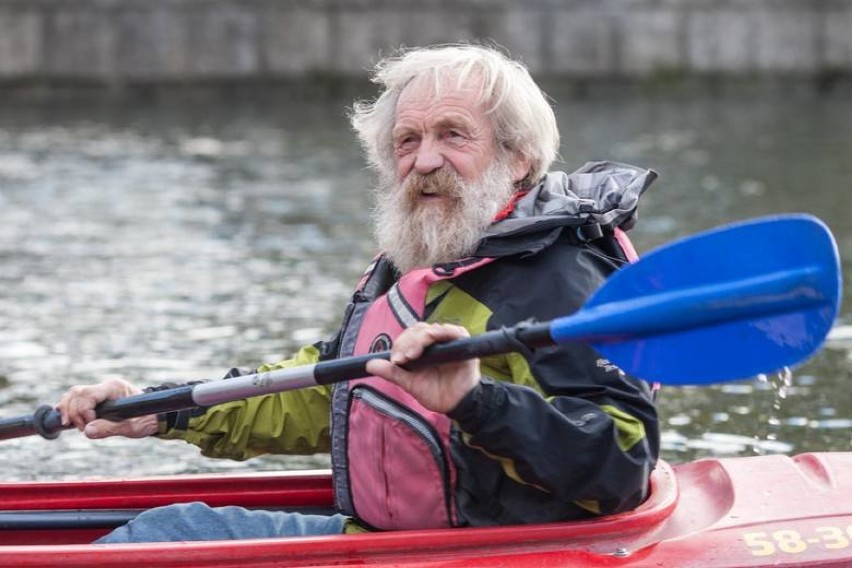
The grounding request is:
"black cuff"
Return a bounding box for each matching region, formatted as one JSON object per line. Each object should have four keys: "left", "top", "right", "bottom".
{"left": 447, "top": 377, "right": 507, "bottom": 432}
{"left": 143, "top": 380, "right": 210, "bottom": 434}
{"left": 159, "top": 407, "right": 207, "bottom": 432}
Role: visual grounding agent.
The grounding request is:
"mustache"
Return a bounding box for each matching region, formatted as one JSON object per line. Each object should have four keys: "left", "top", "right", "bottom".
{"left": 403, "top": 168, "right": 464, "bottom": 201}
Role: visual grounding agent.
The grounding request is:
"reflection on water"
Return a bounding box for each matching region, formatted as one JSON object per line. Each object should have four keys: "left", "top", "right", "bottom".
{"left": 0, "top": 92, "right": 850, "bottom": 479}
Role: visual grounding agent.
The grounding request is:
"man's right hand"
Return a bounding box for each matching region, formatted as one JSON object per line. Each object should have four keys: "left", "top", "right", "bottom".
{"left": 55, "top": 378, "right": 159, "bottom": 439}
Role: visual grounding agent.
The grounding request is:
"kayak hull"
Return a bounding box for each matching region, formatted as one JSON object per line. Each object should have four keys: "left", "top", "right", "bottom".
{"left": 1, "top": 452, "right": 851, "bottom": 567}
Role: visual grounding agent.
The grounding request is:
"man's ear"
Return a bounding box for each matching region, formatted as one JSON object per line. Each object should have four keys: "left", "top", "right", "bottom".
{"left": 510, "top": 152, "right": 532, "bottom": 185}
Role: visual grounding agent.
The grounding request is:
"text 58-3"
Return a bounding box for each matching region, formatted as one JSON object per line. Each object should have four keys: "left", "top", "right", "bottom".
{"left": 744, "top": 527, "right": 852, "bottom": 556}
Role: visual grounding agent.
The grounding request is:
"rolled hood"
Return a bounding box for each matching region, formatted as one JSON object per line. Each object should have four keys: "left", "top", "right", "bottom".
{"left": 476, "top": 161, "right": 656, "bottom": 257}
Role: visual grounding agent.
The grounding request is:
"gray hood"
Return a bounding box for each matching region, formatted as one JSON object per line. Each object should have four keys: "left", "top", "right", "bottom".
{"left": 484, "top": 161, "right": 657, "bottom": 240}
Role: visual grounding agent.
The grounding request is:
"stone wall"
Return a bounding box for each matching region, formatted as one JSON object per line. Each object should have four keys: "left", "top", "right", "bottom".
{"left": 1, "top": 0, "right": 850, "bottom": 87}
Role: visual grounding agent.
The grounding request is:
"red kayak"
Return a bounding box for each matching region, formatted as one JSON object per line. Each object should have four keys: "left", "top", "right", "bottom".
{"left": 1, "top": 452, "right": 851, "bottom": 567}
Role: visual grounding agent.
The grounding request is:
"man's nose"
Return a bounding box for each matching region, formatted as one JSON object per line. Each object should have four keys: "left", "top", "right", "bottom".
{"left": 413, "top": 138, "right": 445, "bottom": 175}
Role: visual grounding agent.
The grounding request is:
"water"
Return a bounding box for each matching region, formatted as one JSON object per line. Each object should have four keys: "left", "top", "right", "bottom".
{"left": 1, "top": 90, "right": 850, "bottom": 479}
{"left": 754, "top": 368, "right": 793, "bottom": 453}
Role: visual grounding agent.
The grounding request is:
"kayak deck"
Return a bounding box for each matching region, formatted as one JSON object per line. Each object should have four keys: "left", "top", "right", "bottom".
{"left": 1, "top": 453, "right": 851, "bottom": 567}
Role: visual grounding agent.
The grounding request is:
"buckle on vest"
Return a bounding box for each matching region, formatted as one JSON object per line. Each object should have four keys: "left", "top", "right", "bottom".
{"left": 433, "top": 264, "right": 456, "bottom": 276}
{"left": 432, "top": 257, "right": 481, "bottom": 277}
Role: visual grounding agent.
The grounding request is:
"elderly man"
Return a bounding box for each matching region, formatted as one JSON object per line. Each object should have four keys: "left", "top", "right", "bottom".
{"left": 57, "top": 44, "right": 659, "bottom": 542}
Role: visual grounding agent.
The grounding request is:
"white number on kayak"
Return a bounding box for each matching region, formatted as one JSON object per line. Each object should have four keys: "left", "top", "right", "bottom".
{"left": 743, "top": 526, "right": 852, "bottom": 556}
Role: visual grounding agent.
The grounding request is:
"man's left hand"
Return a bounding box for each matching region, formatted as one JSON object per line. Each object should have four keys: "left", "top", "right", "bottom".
{"left": 365, "top": 322, "right": 480, "bottom": 414}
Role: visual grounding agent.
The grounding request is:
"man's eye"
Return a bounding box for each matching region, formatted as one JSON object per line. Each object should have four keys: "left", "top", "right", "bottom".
{"left": 444, "top": 130, "right": 467, "bottom": 144}
{"left": 395, "top": 137, "right": 418, "bottom": 152}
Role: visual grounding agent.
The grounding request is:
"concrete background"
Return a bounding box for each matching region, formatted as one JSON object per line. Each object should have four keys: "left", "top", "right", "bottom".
{"left": 1, "top": 0, "right": 851, "bottom": 88}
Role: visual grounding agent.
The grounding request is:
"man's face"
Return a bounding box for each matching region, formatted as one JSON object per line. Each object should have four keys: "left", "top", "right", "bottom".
{"left": 392, "top": 78, "right": 502, "bottom": 186}
{"left": 373, "top": 76, "right": 531, "bottom": 273}
{"left": 373, "top": 78, "right": 526, "bottom": 273}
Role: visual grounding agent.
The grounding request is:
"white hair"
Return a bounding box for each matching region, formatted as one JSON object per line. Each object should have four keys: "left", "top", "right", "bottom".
{"left": 351, "top": 44, "right": 560, "bottom": 186}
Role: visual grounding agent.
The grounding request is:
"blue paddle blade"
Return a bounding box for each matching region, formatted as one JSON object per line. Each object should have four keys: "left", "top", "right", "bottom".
{"left": 551, "top": 215, "right": 841, "bottom": 385}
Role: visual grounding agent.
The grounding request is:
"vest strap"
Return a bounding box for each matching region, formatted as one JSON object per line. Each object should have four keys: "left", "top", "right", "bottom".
{"left": 387, "top": 282, "right": 421, "bottom": 328}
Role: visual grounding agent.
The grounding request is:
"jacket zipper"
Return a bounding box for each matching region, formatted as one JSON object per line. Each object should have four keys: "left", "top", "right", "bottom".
{"left": 351, "top": 386, "right": 454, "bottom": 526}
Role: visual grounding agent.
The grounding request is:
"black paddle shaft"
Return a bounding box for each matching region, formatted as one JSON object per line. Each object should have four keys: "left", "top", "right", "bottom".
{"left": 0, "top": 322, "right": 555, "bottom": 442}
{"left": 0, "top": 386, "right": 195, "bottom": 442}
{"left": 313, "top": 321, "right": 554, "bottom": 384}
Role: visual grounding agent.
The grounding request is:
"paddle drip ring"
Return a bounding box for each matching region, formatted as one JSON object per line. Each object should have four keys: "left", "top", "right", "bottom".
{"left": 33, "top": 405, "right": 61, "bottom": 440}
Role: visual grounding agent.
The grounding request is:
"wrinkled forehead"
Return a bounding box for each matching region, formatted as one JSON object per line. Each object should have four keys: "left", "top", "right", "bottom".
{"left": 397, "top": 69, "right": 490, "bottom": 112}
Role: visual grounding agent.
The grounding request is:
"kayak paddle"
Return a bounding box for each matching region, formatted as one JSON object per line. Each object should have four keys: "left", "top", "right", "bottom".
{"left": 0, "top": 214, "right": 840, "bottom": 441}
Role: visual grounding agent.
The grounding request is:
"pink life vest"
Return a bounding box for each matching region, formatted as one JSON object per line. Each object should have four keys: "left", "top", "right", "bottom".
{"left": 614, "top": 227, "right": 639, "bottom": 262}
{"left": 332, "top": 228, "right": 637, "bottom": 531}
{"left": 338, "top": 256, "right": 496, "bottom": 530}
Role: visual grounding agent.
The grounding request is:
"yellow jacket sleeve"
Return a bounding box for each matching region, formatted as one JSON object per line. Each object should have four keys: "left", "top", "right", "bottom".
{"left": 158, "top": 344, "right": 332, "bottom": 460}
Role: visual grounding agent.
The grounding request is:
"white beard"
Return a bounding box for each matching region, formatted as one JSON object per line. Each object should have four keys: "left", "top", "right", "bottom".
{"left": 374, "top": 160, "right": 516, "bottom": 273}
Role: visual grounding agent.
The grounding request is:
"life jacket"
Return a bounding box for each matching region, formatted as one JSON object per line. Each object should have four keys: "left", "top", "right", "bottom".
{"left": 328, "top": 225, "right": 638, "bottom": 531}
{"left": 614, "top": 228, "right": 639, "bottom": 262}
{"left": 329, "top": 256, "right": 495, "bottom": 530}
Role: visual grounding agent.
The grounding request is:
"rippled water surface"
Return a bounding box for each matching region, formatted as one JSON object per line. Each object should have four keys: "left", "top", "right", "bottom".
{"left": 1, "top": 90, "right": 850, "bottom": 479}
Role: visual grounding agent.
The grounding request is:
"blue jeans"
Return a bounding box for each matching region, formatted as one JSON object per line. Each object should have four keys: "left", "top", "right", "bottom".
{"left": 95, "top": 502, "right": 346, "bottom": 543}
